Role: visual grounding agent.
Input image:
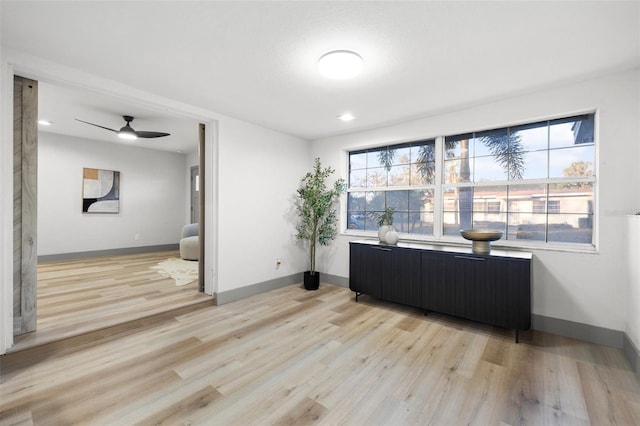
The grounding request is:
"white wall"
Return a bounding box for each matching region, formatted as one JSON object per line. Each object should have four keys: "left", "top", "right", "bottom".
{"left": 38, "top": 132, "right": 188, "bottom": 255}
{"left": 311, "top": 68, "right": 640, "bottom": 333}
{"left": 215, "top": 116, "right": 310, "bottom": 293}
{"left": 627, "top": 216, "right": 640, "bottom": 350}
{"left": 0, "top": 50, "right": 313, "bottom": 353}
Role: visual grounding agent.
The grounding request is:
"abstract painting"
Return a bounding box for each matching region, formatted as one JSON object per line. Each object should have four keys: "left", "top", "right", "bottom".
{"left": 82, "top": 168, "right": 120, "bottom": 213}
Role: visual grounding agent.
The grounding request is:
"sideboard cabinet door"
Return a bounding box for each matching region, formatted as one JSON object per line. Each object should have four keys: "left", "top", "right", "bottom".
{"left": 381, "top": 247, "right": 421, "bottom": 308}
{"left": 421, "top": 251, "right": 457, "bottom": 313}
{"left": 349, "top": 243, "right": 422, "bottom": 306}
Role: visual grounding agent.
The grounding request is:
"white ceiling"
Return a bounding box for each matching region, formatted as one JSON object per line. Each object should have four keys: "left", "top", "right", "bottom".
{"left": 38, "top": 81, "right": 201, "bottom": 153}
{"left": 2, "top": 1, "right": 639, "bottom": 146}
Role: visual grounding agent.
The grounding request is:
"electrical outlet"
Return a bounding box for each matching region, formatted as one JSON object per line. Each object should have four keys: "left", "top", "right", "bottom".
{"left": 276, "top": 258, "right": 282, "bottom": 269}
{"left": 134, "top": 234, "right": 141, "bottom": 241}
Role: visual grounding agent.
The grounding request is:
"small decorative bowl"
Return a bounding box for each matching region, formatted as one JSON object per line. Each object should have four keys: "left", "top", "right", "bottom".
{"left": 460, "top": 229, "right": 503, "bottom": 254}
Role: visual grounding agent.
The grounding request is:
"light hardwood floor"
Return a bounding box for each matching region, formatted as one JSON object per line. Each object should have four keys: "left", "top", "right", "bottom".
{"left": 9, "top": 250, "right": 213, "bottom": 353}
{"left": 1, "top": 283, "right": 639, "bottom": 425}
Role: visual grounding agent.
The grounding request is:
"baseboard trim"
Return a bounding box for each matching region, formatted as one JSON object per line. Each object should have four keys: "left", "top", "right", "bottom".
{"left": 531, "top": 314, "right": 623, "bottom": 348}
{"left": 216, "top": 273, "right": 302, "bottom": 305}
{"left": 38, "top": 244, "right": 179, "bottom": 263}
{"left": 215, "top": 272, "right": 349, "bottom": 305}
{"left": 624, "top": 333, "right": 640, "bottom": 376}
{"left": 321, "top": 273, "right": 349, "bottom": 288}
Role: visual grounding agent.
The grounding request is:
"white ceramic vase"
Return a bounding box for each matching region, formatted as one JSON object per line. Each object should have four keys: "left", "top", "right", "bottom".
{"left": 384, "top": 230, "right": 399, "bottom": 245}
{"left": 378, "top": 225, "right": 393, "bottom": 242}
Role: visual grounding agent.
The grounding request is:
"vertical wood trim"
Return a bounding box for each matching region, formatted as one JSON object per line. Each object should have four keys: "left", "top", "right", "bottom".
{"left": 198, "top": 123, "right": 205, "bottom": 293}
{"left": 12, "top": 78, "right": 23, "bottom": 320}
{"left": 13, "top": 76, "right": 38, "bottom": 335}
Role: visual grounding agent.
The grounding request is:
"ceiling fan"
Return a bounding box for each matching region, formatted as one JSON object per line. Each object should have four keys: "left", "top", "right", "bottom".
{"left": 75, "top": 115, "right": 170, "bottom": 140}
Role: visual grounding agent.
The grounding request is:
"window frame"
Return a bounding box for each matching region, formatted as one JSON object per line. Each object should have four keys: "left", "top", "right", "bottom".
{"left": 343, "top": 112, "right": 598, "bottom": 252}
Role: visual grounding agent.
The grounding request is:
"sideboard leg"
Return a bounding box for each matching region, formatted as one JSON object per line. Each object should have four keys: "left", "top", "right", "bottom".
{"left": 515, "top": 328, "right": 520, "bottom": 343}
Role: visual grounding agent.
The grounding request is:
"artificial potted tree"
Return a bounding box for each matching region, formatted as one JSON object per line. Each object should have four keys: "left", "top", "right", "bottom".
{"left": 295, "top": 158, "right": 345, "bottom": 290}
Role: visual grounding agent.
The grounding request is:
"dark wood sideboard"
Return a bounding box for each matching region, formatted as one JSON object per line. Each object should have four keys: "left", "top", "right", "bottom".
{"left": 349, "top": 240, "right": 532, "bottom": 342}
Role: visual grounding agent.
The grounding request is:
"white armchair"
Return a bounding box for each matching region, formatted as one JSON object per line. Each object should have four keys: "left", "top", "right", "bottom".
{"left": 179, "top": 223, "right": 199, "bottom": 261}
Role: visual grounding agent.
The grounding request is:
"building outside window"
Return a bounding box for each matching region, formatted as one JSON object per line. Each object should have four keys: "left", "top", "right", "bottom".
{"left": 346, "top": 113, "right": 596, "bottom": 247}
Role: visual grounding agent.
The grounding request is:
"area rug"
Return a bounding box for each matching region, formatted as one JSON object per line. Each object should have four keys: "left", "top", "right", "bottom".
{"left": 151, "top": 258, "right": 198, "bottom": 286}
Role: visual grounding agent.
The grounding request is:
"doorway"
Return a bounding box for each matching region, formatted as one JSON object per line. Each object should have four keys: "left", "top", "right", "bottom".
{"left": 11, "top": 77, "right": 213, "bottom": 349}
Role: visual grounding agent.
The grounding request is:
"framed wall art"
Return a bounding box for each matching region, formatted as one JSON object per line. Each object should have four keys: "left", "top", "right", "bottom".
{"left": 82, "top": 167, "right": 120, "bottom": 213}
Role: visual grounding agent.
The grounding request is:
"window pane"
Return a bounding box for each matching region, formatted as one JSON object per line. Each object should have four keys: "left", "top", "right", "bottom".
{"left": 550, "top": 115, "right": 594, "bottom": 148}
{"left": 347, "top": 212, "right": 365, "bottom": 230}
{"left": 349, "top": 169, "right": 366, "bottom": 189}
{"left": 444, "top": 159, "right": 464, "bottom": 184}
{"left": 508, "top": 184, "right": 547, "bottom": 213}
{"left": 443, "top": 213, "right": 463, "bottom": 236}
{"left": 412, "top": 142, "right": 435, "bottom": 163}
{"left": 442, "top": 186, "right": 458, "bottom": 212}
{"left": 388, "top": 165, "right": 411, "bottom": 186}
{"left": 473, "top": 128, "right": 508, "bottom": 157}
{"left": 392, "top": 211, "right": 409, "bottom": 233}
{"left": 549, "top": 146, "right": 594, "bottom": 178}
{"left": 508, "top": 213, "right": 547, "bottom": 241}
{"left": 442, "top": 186, "right": 474, "bottom": 232}
{"left": 549, "top": 183, "right": 593, "bottom": 214}
{"left": 409, "top": 189, "right": 434, "bottom": 211}
{"left": 473, "top": 156, "right": 508, "bottom": 182}
{"left": 386, "top": 190, "right": 409, "bottom": 211}
{"left": 367, "top": 168, "right": 387, "bottom": 187}
{"left": 411, "top": 162, "right": 435, "bottom": 185}
{"left": 445, "top": 138, "right": 473, "bottom": 159}
{"left": 350, "top": 152, "right": 367, "bottom": 171}
{"left": 389, "top": 146, "right": 411, "bottom": 165}
{"left": 514, "top": 123, "right": 548, "bottom": 151}
{"left": 473, "top": 215, "right": 506, "bottom": 233}
{"left": 365, "top": 191, "right": 385, "bottom": 211}
{"left": 409, "top": 217, "right": 433, "bottom": 236}
{"left": 520, "top": 150, "right": 548, "bottom": 180}
{"left": 548, "top": 214, "right": 593, "bottom": 244}
{"left": 472, "top": 186, "right": 506, "bottom": 230}
{"left": 367, "top": 149, "right": 385, "bottom": 168}
{"left": 364, "top": 212, "right": 379, "bottom": 231}
{"left": 347, "top": 192, "right": 366, "bottom": 211}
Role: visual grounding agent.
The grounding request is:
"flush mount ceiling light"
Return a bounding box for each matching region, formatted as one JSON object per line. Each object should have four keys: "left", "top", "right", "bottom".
{"left": 318, "top": 50, "right": 364, "bottom": 80}
{"left": 338, "top": 113, "right": 355, "bottom": 122}
{"left": 38, "top": 120, "right": 52, "bottom": 126}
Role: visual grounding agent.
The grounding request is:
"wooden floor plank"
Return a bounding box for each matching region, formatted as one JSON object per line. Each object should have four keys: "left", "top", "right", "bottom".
{"left": 2, "top": 284, "right": 639, "bottom": 425}
{"left": 9, "top": 251, "right": 212, "bottom": 352}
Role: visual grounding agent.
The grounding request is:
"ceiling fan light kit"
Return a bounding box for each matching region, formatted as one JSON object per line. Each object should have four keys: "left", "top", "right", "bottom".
{"left": 75, "top": 115, "right": 170, "bottom": 140}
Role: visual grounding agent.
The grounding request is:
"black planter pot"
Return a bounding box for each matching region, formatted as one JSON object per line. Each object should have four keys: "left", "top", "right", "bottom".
{"left": 304, "top": 271, "right": 320, "bottom": 290}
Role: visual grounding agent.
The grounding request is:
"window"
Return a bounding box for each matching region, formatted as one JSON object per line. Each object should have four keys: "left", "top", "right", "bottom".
{"left": 346, "top": 113, "right": 596, "bottom": 247}
{"left": 347, "top": 140, "right": 436, "bottom": 236}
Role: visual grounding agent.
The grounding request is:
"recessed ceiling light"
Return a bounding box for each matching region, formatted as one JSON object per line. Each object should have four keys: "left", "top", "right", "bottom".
{"left": 318, "top": 50, "right": 364, "bottom": 80}
{"left": 338, "top": 113, "right": 355, "bottom": 122}
{"left": 38, "top": 120, "right": 52, "bottom": 126}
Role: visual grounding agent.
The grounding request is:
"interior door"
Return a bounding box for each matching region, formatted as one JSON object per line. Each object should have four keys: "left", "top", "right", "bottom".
{"left": 13, "top": 75, "right": 38, "bottom": 335}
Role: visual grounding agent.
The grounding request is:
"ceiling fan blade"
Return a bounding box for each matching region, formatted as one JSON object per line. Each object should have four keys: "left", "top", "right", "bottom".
{"left": 135, "top": 131, "right": 171, "bottom": 138}
{"left": 75, "top": 119, "right": 118, "bottom": 133}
